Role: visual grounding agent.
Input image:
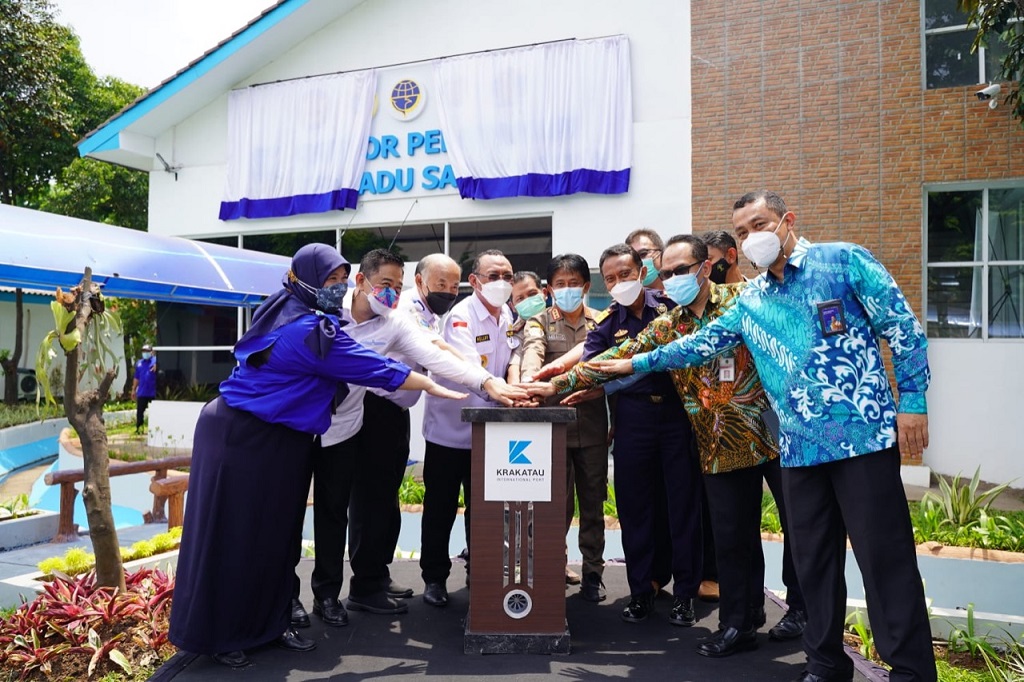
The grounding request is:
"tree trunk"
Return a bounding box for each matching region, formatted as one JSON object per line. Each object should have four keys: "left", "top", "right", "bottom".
{"left": 1, "top": 289, "right": 24, "bottom": 405}
{"left": 62, "top": 269, "right": 124, "bottom": 591}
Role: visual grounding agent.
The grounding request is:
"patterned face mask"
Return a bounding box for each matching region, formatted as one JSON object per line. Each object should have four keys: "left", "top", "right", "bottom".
{"left": 315, "top": 282, "right": 348, "bottom": 312}
{"left": 367, "top": 284, "right": 400, "bottom": 317}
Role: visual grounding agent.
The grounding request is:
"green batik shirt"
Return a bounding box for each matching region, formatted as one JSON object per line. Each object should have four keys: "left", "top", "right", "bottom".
{"left": 553, "top": 281, "right": 778, "bottom": 474}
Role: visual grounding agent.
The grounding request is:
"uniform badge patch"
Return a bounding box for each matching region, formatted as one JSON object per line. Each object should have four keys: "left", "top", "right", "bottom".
{"left": 475, "top": 334, "right": 491, "bottom": 343}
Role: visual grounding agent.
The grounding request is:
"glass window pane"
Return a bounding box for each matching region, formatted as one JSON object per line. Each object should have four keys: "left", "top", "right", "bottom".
{"left": 989, "top": 265, "right": 1024, "bottom": 338}
{"left": 927, "top": 266, "right": 983, "bottom": 338}
{"left": 449, "top": 217, "right": 552, "bottom": 280}
{"left": 926, "top": 30, "right": 980, "bottom": 88}
{"left": 924, "top": 0, "right": 969, "bottom": 30}
{"left": 928, "top": 190, "right": 982, "bottom": 262}
{"left": 988, "top": 188, "right": 1024, "bottom": 262}
{"left": 349, "top": 223, "right": 447, "bottom": 263}
{"left": 243, "top": 230, "right": 335, "bottom": 258}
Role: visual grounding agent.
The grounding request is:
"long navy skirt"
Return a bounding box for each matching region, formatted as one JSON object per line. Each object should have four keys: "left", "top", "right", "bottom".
{"left": 169, "top": 397, "right": 314, "bottom": 654}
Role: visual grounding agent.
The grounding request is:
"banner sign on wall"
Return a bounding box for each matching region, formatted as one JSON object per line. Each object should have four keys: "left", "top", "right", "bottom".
{"left": 484, "top": 422, "right": 552, "bottom": 502}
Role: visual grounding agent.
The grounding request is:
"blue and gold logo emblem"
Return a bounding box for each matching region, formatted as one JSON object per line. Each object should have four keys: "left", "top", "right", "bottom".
{"left": 389, "top": 79, "right": 425, "bottom": 121}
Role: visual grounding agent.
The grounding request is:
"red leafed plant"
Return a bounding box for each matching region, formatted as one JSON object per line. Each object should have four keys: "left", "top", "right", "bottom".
{"left": 0, "top": 567, "right": 176, "bottom": 680}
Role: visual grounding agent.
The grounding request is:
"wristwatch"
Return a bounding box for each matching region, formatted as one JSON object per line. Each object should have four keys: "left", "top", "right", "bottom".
{"left": 480, "top": 375, "right": 494, "bottom": 391}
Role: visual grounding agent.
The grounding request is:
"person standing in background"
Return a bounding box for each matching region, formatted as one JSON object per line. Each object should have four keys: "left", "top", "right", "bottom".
{"left": 131, "top": 343, "right": 157, "bottom": 434}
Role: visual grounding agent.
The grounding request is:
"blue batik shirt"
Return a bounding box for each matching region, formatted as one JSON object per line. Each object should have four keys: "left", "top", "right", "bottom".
{"left": 632, "top": 238, "right": 930, "bottom": 467}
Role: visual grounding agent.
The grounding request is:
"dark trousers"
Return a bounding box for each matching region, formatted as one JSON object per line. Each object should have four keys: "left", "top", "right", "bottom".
{"left": 135, "top": 396, "right": 153, "bottom": 430}
{"left": 308, "top": 435, "right": 358, "bottom": 601}
{"left": 347, "top": 393, "right": 411, "bottom": 597}
{"left": 762, "top": 458, "right": 804, "bottom": 612}
{"left": 613, "top": 395, "right": 702, "bottom": 599}
{"left": 566, "top": 444, "right": 609, "bottom": 577}
{"left": 701, "top": 483, "right": 718, "bottom": 582}
{"left": 703, "top": 462, "right": 769, "bottom": 630}
{"left": 420, "top": 440, "right": 471, "bottom": 584}
{"left": 782, "top": 447, "right": 936, "bottom": 682}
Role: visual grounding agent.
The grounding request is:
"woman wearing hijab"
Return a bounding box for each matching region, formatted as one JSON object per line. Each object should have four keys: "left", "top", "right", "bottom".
{"left": 169, "top": 244, "right": 465, "bottom": 669}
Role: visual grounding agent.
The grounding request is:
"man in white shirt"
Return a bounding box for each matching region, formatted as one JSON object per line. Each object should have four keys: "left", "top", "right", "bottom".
{"left": 298, "top": 249, "right": 524, "bottom": 626}
{"left": 420, "top": 249, "right": 516, "bottom": 608}
{"left": 346, "top": 253, "right": 464, "bottom": 610}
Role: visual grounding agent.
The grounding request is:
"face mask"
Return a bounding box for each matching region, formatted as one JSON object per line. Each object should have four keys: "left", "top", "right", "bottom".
{"left": 515, "top": 293, "right": 546, "bottom": 320}
{"left": 552, "top": 286, "right": 584, "bottom": 313}
{"left": 609, "top": 276, "right": 643, "bottom": 307}
{"left": 141, "top": 352, "right": 152, "bottom": 360}
{"left": 741, "top": 215, "right": 790, "bottom": 269}
{"left": 663, "top": 271, "right": 704, "bottom": 306}
{"left": 479, "top": 279, "right": 513, "bottom": 308}
{"left": 366, "top": 284, "right": 399, "bottom": 317}
{"left": 709, "top": 258, "right": 730, "bottom": 284}
{"left": 424, "top": 289, "right": 457, "bottom": 316}
{"left": 641, "top": 258, "right": 659, "bottom": 286}
{"left": 315, "top": 282, "right": 348, "bottom": 312}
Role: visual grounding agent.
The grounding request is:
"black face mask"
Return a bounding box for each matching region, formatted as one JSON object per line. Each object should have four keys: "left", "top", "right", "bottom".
{"left": 709, "top": 258, "right": 730, "bottom": 284}
{"left": 425, "top": 290, "right": 457, "bottom": 316}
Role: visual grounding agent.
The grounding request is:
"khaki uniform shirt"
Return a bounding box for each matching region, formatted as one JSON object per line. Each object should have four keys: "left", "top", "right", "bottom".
{"left": 521, "top": 305, "right": 608, "bottom": 448}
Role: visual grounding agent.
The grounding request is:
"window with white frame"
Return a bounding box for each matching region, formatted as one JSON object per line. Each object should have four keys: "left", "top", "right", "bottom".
{"left": 923, "top": 0, "right": 1014, "bottom": 89}
{"left": 926, "top": 185, "right": 1024, "bottom": 339}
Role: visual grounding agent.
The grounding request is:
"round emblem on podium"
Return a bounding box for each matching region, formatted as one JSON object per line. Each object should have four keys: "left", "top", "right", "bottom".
{"left": 503, "top": 589, "right": 532, "bottom": 619}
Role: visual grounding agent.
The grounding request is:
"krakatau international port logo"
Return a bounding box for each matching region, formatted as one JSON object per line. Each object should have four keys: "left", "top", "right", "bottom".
{"left": 508, "top": 441, "right": 532, "bottom": 465}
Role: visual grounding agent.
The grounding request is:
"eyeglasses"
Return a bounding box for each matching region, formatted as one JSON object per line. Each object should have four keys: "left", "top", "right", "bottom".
{"left": 658, "top": 261, "right": 703, "bottom": 280}
{"left": 475, "top": 271, "right": 514, "bottom": 283}
{"left": 636, "top": 248, "right": 662, "bottom": 259}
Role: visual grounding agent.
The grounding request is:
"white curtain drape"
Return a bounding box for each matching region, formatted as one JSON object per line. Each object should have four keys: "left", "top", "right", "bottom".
{"left": 220, "top": 71, "right": 377, "bottom": 220}
{"left": 433, "top": 35, "right": 632, "bottom": 200}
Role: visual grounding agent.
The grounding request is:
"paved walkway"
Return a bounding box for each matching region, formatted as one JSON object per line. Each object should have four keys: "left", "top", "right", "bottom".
{"left": 152, "top": 558, "right": 878, "bottom": 682}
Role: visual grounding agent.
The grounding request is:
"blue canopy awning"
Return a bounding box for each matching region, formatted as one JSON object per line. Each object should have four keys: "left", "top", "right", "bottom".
{"left": 0, "top": 205, "right": 290, "bottom": 306}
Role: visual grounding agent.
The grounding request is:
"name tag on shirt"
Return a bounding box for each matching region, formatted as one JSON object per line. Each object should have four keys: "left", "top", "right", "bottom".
{"left": 817, "top": 299, "right": 847, "bottom": 337}
{"left": 476, "top": 334, "right": 491, "bottom": 343}
{"left": 718, "top": 356, "right": 735, "bottom": 382}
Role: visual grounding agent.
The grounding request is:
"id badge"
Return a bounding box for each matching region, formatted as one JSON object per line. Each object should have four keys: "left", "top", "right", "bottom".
{"left": 718, "top": 356, "right": 735, "bottom": 382}
{"left": 817, "top": 299, "right": 847, "bottom": 337}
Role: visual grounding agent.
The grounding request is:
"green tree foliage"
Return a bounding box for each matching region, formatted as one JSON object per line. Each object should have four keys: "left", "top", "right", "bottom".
{"left": 958, "top": 0, "right": 1024, "bottom": 127}
{"left": 0, "top": 0, "right": 73, "bottom": 205}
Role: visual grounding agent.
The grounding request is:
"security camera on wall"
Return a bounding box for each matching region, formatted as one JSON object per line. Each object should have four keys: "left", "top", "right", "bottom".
{"left": 976, "top": 83, "right": 1000, "bottom": 99}
{"left": 976, "top": 83, "right": 1001, "bottom": 108}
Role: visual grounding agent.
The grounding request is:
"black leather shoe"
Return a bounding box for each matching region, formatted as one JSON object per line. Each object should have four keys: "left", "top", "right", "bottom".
{"left": 386, "top": 580, "right": 414, "bottom": 599}
{"left": 696, "top": 626, "right": 758, "bottom": 658}
{"left": 770, "top": 608, "right": 807, "bottom": 641}
{"left": 796, "top": 673, "right": 849, "bottom": 682}
{"left": 312, "top": 597, "right": 349, "bottom": 627}
{"left": 621, "top": 593, "right": 654, "bottom": 623}
{"left": 749, "top": 605, "right": 767, "bottom": 629}
{"left": 669, "top": 597, "right": 697, "bottom": 627}
{"left": 580, "top": 572, "right": 606, "bottom": 602}
{"left": 423, "top": 582, "right": 448, "bottom": 607}
{"left": 290, "top": 598, "right": 310, "bottom": 629}
{"left": 276, "top": 627, "right": 316, "bottom": 652}
{"left": 211, "top": 650, "right": 250, "bottom": 668}
{"left": 347, "top": 591, "right": 409, "bottom": 614}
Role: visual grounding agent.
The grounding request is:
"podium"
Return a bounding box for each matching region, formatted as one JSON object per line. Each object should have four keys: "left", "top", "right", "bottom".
{"left": 462, "top": 407, "right": 576, "bottom": 654}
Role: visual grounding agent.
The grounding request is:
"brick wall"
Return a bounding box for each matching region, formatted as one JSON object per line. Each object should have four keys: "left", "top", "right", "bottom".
{"left": 691, "top": 0, "right": 1024, "bottom": 314}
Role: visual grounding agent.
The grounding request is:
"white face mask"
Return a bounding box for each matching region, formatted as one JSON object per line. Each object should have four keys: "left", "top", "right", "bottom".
{"left": 741, "top": 214, "right": 790, "bottom": 268}
{"left": 609, "top": 276, "right": 643, "bottom": 306}
{"left": 479, "top": 279, "right": 513, "bottom": 308}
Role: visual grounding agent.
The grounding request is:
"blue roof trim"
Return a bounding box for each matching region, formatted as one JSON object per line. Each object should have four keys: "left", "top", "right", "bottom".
{"left": 78, "top": 0, "right": 309, "bottom": 158}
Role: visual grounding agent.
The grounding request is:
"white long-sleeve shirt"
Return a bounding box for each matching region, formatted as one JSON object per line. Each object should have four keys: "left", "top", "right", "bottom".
{"left": 369, "top": 287, "right": 443, "bottom": 409}
{"left": 321, "top": 308, "right": 491, "bottom": 446}
{"left": 422, "top": 293, "right": 513, "bottom": 450}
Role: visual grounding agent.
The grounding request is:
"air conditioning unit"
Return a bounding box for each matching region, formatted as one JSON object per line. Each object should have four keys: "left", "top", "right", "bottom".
{"left": 16, "top": 369, "right": 37, "bottom": 401}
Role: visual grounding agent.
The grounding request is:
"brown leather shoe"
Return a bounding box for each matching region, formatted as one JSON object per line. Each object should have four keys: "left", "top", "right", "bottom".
{"left": 698, "top": 579, "right": 720, "bottom": 602}
{"left": 565, "top": 567, "right": 582, "bottom": 585}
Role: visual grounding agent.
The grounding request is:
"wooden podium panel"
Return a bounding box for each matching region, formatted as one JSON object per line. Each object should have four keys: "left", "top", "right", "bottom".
{"left": 462, "top": 407, "right": 576, "bottom": 654}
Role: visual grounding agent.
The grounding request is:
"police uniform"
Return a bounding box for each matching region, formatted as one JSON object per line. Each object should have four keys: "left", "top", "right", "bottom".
{"left": 420, "top": 293, "right": 514, "bottom": 586}
{"left": 581, "top": 289, "right": 702, "bottom": 603}
{"left": 520, "top": 306, "right": 609, "bottom": 580}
